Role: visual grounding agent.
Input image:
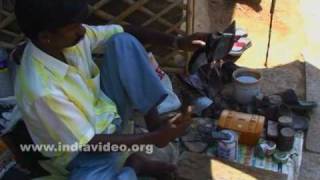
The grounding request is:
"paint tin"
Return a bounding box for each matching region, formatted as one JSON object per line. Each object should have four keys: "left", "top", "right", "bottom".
{"left": 255, "top": 139, "right": 277, "bottom": 158}
{"left": 278, "top": 116, "right": 293, "bottom": 130}
{"left": 273, "top": 151, "right": 290, "bottom": 164}
{"left": 277, "top": 127, "right": 295, "bottom": 151}
{"left": 217, "top": 130, "right": 238, "bottom": 161}
{"left": 233, "top": 68, "right": 262, "bottom": 105}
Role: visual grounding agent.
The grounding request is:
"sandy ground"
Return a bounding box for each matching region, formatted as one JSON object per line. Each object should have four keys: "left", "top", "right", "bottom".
{"left": 298, "top": 1, "right": 320, "bottom": 180}
{"left": 193, "top": 0, "right": 320, "bottom": 179}
{"left": 301, "top": 0, "right": 320, "bottom": 68}
{"left": 195, "top": 0, "right": 306, "bottom": 68}
{"left": 234, "top": 0, "right": 306, "bottom": 68}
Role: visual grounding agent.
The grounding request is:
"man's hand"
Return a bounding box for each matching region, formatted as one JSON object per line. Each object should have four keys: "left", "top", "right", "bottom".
{"left": 154, "top": 106, "right": 193, "bottom": 148}
{"left": 88, "top": 106, "right": 193, "bottom": 150}
{"left": 124, "top": 25, "right": 210, "bottom": 52}
{"left": 177, "top": 33, "right": 210, "bottom": 51}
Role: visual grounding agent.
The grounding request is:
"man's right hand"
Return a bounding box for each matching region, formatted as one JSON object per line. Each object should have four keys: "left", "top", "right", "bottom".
{"left": 154, "top": 107, "right": 193, "bottom": 148}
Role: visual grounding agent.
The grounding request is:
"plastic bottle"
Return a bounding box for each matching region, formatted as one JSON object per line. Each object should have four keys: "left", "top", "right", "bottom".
{"left": 0, "top": 48, "right": 13, "bottom": 98}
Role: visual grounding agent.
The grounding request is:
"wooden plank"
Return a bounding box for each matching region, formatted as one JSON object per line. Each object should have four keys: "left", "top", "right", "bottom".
{"left": 109, "top": 0, "right": 150, "bottom": 24}
{"left": 142, "top": 0, "right": 182, "bottom": 27}
{"left": 144, "top": 18, "right": 186, "bottom": 50}
{"left": 0, "top": 10, "right": 10, "bottom": 16}
{"left": 0, "top": 13, "right": 14, "bottom": 29}
{"left": 0, "top": 29, "right": 19, "bottom": 38}
{"left": 123, "top": 0, "right": 185, "bottom": 34}
{"left": 92, "top": 0, "right": 112, "bottom": 10}
{"left": 88, "top": 5, "right": 113, "bottom": 19}
{"left": 88, "top": 5, "right": 130, "bottom": 25}
{"left": 165, "top": 17, "right": 186, "bottom": 34}
{"left": 0, "top": 41, "right": 14, "bottom": 49}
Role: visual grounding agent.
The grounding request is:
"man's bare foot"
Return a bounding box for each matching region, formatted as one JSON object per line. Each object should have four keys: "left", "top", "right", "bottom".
{"left": 125, "top": 153, "right": 176, "bottom": 179}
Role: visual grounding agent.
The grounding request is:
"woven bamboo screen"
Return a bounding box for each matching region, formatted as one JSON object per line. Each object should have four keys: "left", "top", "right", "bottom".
{"left": 0, "top": 0, "right": 195, "bottom": 68}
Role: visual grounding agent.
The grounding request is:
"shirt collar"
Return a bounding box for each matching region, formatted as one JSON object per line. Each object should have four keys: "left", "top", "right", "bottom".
{"left": 28, "top": 41, "right": 69, "bottom": 77}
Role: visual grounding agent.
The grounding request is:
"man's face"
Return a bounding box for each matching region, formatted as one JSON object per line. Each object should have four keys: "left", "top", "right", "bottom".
{"left": 48, "top": 23, "right": 86, "bottom": 49}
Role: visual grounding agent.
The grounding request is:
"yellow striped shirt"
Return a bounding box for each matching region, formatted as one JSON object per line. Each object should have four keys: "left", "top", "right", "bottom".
{"left": 15, "top": 24, "right": 124, "bottom": 176}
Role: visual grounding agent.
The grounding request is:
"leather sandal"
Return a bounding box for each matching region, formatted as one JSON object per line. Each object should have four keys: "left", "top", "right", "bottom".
{"left": 277, "top": 89, "right": 317, "bottom": 111}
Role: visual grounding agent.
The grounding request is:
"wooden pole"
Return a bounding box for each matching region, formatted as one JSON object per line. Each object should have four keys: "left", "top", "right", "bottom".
{"left": 185, "top": 0, "right": 195, "bottom": 74}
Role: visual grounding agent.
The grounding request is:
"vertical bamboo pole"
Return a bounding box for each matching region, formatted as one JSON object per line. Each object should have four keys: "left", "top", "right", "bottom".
{"left": 186, "top": 0, "right": 195, "bottom": 35}
{"left": 185, "top": 0, "right": 195, "bottom": 74}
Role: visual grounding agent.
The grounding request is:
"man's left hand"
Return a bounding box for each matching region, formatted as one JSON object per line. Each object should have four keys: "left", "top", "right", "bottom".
{"left": 177, "top": 32, "right": 210, "bottom": 51}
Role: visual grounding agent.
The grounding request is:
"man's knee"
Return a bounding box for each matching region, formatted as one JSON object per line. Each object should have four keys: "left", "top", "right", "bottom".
{"left": 104, "top": 32, "right": 147, "bottom": 63}
{"left": 106, "top": 32, "right": 140, "bottom": 46}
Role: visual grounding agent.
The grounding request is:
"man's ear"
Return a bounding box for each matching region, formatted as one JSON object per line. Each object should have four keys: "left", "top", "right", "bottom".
{"left": 38, "top": 31, "right": 52, "bottom": 45}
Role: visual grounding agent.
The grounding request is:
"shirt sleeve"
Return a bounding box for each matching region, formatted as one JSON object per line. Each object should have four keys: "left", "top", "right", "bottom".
{"left": 32, "top": 93, "right": 95, "bottom": 147}
{"left": 83, "top": 24, "right": 124, "bottom": 50}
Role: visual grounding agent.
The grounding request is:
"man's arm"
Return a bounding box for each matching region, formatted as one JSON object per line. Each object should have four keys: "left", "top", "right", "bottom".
{"left": 89, "top": 131, "right": 158, "bottom": 147}
{"left": 88, "top": 111, "right": 192, "bottom": 150}
{"left": 123, "top": 25, "right": 209, "bottom": 51}
{"left": 34, "top": 94, "right": 192, "bottom": 153}
{"left": 123, "top": 25, "right": 176, "bottom": 49}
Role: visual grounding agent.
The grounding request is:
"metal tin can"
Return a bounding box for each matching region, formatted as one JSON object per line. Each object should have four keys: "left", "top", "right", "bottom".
{"left": 277, "top": 127, "right": 295, "bottom": 151}
{"left": 273, "top": 151, "right": 290, "bottom": 163}
{"left": 255, "top": 139, "right": 277, "bottom": 158}
{"left": 217, "top": 130, "right": 238, "bottom": 161}
{"left": 278, "top": 116, "right": 293, "bottom": 130}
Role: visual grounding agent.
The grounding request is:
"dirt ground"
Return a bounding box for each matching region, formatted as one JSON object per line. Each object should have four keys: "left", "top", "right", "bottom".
{"left": 193, "top": 0, "right": 320, "bottom": 180}
{"left": 195, "top": 0, "right": 306, "bottom": 68}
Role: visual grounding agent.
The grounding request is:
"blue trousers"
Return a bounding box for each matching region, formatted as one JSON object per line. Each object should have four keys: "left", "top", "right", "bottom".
{"left": 68, "top": 33, "right": 168, "bottom": 180}
{"left": 100, "top": 32, "right": 168, "bottom": 121}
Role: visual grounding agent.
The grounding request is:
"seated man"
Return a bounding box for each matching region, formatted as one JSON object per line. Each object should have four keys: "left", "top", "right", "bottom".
{"left": 14, "top": 0, "right": 208, "bottom": 179}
